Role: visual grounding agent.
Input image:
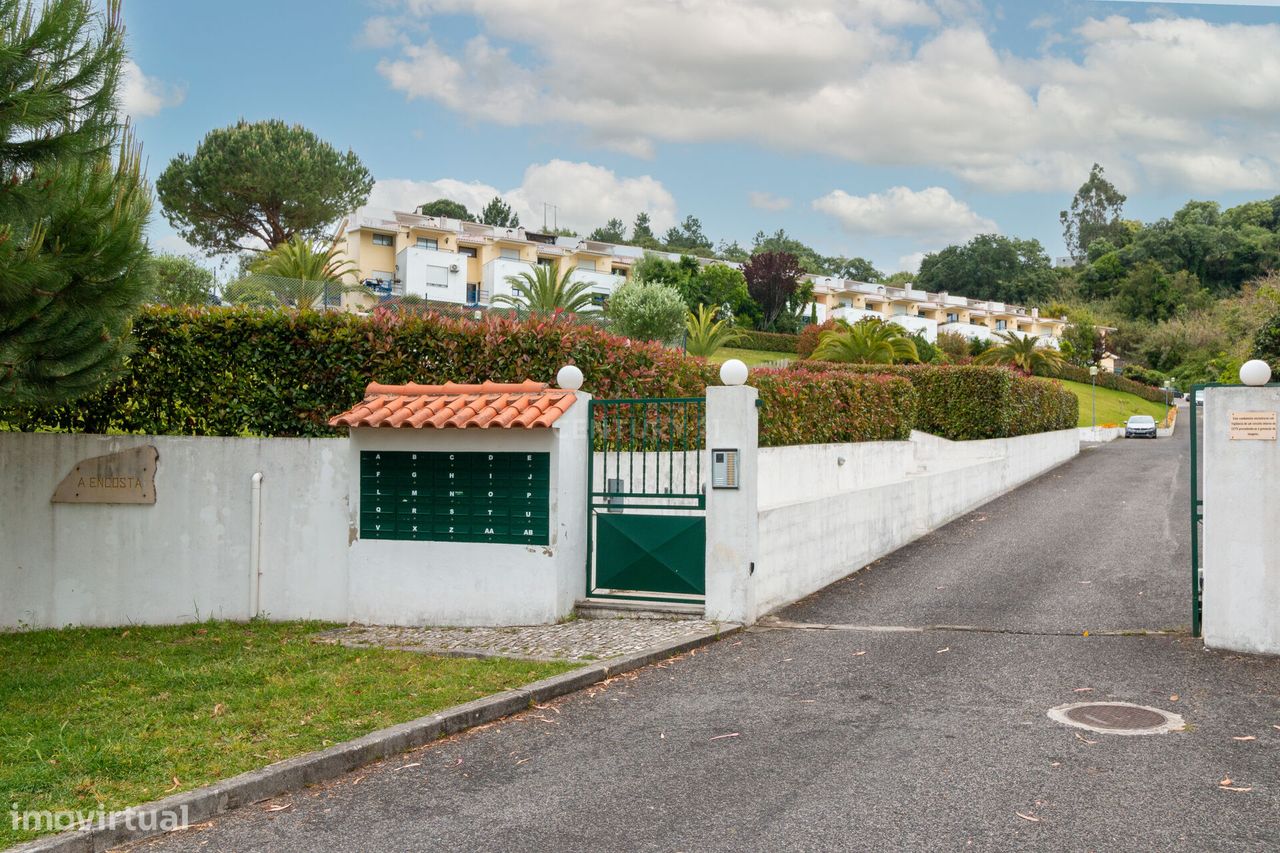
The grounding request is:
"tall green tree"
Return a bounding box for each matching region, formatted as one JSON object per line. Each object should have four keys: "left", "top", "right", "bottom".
{"left": 1060, "top": 163, "right": 1127, "bottom": 263}
{"left": 148, "top": 254, "right": 217, "bottom": 307}
{"left": 157, "top": 119, "right": 373, "bottom": 254}
{"left": 419, "top": 198, "right": 472, "bottom": 220}
{"left": 588, "top": 218, "right": 626, "bottom": 243}
{"left": 631, "top": 212, "right": 657, "bottom": 246}
{"left": 663, "top": 215, "right": 713, "bottom": 252}
{"left": 915, "top": 235, "right": 1055, "bottom": 305}
{"left": 479, "top": 196, "right": 519, "bottom": 228}
{"left": 0, "top": 0, "right": 151, "bottom": 406}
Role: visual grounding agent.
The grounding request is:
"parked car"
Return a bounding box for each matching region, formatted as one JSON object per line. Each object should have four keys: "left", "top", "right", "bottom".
{"left": 1125, "top": 414, "right": 1158, "bottom": 438}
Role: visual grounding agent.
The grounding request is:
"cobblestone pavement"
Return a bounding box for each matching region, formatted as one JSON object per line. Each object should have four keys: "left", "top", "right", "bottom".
{"left": 314, "top": 618, "right": 728, "bottom": 662}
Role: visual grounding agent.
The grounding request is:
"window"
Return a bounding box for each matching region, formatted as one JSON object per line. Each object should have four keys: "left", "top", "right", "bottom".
{"left": 458, "top": 246, "right": 478, "bottom": 258}
{"left": 995, "top": 320, "right": 1007, "bottom": 330}
{"left": 500, "top": 248, "right": 521, "bottom": 260}
{"left": 611, "top": 267, "right": 626, "bottom": 277}
{"left": 467, "top": 283, "right": 481, "bottom": 304}
{"left": 372, "top": 233, "right": 393, "bottom": 247}
{"left": 946, "top": 312, "right": 958, "bottom": 323}
{"left": 416, "top": 237, "right": 438, "bottom": 250}
{"left": 424, "top": 265, "right": 449, "bottom": 288}
{"left": 537, "top": 257, "right": 554, "bottom": 268}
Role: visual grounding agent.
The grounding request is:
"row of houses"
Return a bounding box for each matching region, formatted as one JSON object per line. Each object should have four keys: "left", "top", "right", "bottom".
{"left": 332, "top": 207, "right": 1068, "bottom": 346}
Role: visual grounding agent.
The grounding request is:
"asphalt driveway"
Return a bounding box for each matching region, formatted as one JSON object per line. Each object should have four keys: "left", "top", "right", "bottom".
{"left": 125, "top": 422, "right": 1280, "bottom": 852}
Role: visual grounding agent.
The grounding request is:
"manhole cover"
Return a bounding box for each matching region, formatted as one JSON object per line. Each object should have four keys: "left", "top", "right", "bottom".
{"left": 1048, "top": 701, "right": 1184, "bottom": 736}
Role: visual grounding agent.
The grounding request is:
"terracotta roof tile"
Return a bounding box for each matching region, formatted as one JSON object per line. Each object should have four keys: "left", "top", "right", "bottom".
{"left": 328, "top": 380, "right": 577, "bottom": 430}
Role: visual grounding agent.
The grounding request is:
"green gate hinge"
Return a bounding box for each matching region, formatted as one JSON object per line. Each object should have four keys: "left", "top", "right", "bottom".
{"left": 755, "top": 399, "right": 763, "bottom": 409}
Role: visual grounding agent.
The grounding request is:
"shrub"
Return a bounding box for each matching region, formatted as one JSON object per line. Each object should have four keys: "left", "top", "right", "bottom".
{"left": 605, "top": 280, "right": 687, "bottom": 343}
{"left": 790, "top": 363, "right": 1077, "bottom": 440}
{"left": 732, "top": 329, "right": 799, "bottom": 354}
{"left": 797, "top": 320, "right": 836, "bottom": 359}
{"left": 1052, "top": 363, "right": 1166, "bottom": 402}
{"left": 753, "top": 369, "right": 915, "bottom": 446}
{"left": 1251, "top": 309, "right": 1280, "bottom": 373}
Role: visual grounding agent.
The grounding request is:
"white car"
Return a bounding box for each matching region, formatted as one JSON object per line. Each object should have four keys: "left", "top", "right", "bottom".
{"left": 1125, "top": 414, "right": 1158, "bottom": 439}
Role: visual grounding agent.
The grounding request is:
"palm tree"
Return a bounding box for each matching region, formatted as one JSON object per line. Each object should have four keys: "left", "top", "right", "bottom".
{"left": 812, "top": 318, "right": 920, "bottom": 364}
{"left": 684, "top": 304, "right": 742, "bottom": 356}
{"left": 492, "top": 263, "right": 597, "bottom": 313}
{"left": 975, "top": 331, "right": 1066, "bottom": 374}
{"left": 248, "top": 236, "right": 358, "bottom": 308}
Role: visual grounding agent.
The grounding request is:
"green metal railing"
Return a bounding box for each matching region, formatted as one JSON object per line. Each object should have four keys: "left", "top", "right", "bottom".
{"left": 587, "top": 398, "right": 706, "bottom": 510}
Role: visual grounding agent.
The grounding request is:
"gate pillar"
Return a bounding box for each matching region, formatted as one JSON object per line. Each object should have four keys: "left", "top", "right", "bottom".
{"left": 704, "top": 383, "right": 760, "bottom": 625}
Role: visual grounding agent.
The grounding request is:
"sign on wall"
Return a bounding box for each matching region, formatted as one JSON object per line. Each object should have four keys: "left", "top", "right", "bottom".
{"left": 360, "top": 450, "right": 550, "bottom": 544}
{"left": 51, "top": 446, "right": 158, "bottom": 504}
{"left": 1229, "top": 411, "right": 1278, "bottom": 441}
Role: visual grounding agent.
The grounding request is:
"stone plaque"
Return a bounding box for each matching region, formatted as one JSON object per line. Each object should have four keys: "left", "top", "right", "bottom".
{"left": 51, "top": 446, "right": 158, "bottom": 504}
{"left": 1229, "top": 411, "right": 1278, "bottom": 441}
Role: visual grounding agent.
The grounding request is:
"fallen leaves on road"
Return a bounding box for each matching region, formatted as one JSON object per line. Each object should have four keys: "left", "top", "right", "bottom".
{"left": 1273, "top": 725, "right": 1280, "bottom": 731}
{"left": 936, "top": 647, "right": 951, "bottom": 654}
{"left": 1073, "top": 688, "right": 1094, "bottom": 693}
{"left": 265, "top": 804, "right": 291, "bottom": 813}
{"left": 1016, "top": 812, "right": 1040, "bottom": 823}
{"left": 1082, "top": 630, "right": 1090, "bottom": 637}
{"left": 710, "top": 733, "right": 740, "bottom": 741}
{"left": 1219, "top": 778, "right": 1253, "bottom": 792}
{"left": 1078, "top": 581, "right": 1092, "bottom": 585}
{"left": 1075, "top": 732, "right": 1098, "bottom": 745}
{"left": 165, "top": 776, "right": 180, "bottom": 793}
{"left": 515, "top": 757, "right": 531, "bottom": 765}
{"left": 1233, "top": 736, "right": 1257, "bottom": 741}
{"left": 852, "top": 651, "right": 867, "bottom": 657}
{"left": 1170, "top": 694, "right": 1180, "bottom": 702}
{"left": 395, "top": 762, "right": 422, "bottom": 771}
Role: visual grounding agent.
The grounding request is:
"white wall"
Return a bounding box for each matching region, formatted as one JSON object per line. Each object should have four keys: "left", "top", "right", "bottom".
{"left": 1202, "top": 386, "right": 1280, "bottom": 655}
{"left": 742, "top": 428, "right": 1079, "bottom": 620}
{"left": 397, "top": 247, "right": 468, "bottom": 303}
{"left": 1, "top": 434, "right": 349, "bottom": 629}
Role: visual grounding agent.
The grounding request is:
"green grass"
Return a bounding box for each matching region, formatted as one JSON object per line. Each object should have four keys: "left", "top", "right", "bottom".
{"left": 706, "top": 346, "right": 793, "bottom": 367}
{"left": 1058, "top": 378, "right": 1169, "bottom": 428}
{"left": 0, "top": 621, "right": 576, "bottom": 846}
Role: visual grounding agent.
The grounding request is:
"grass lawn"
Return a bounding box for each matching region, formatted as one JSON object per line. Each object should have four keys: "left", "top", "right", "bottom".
{"left": 1058, "top": 378, "right": 1170, "bottom": 428}
{"left": 706, "top": 346, "right": 793, "bottom": 367}
{"left": 0, "top": 621, "right": 576, "bottom": 847}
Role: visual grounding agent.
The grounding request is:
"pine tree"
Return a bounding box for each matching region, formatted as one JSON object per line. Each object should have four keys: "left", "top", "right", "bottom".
{"left": 0, "top": 0, "right": 151, "bottom": 406}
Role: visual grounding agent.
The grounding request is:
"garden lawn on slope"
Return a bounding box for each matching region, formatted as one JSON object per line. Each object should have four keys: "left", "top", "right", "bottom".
{"left": 707, "top": 346, "right": 792, "bottom": 367}
{"left": 0, "top": 621, "right": 576, "bottom": 847}
{"left": 1057, "top": 378, "right": 1169, "bottom": 427}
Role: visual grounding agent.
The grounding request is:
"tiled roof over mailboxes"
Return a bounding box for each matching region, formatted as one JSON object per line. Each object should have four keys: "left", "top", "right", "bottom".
{"left": 328, "top": 381, "right": 577, "bottom": 429}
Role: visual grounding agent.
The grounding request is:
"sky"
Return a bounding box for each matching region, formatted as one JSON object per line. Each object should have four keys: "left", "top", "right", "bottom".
{"left": 120, "top": 0, "right": 1280, "bottom": 274}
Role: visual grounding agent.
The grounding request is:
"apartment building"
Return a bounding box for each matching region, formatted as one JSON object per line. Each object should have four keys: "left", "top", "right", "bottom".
{"left": 808, "top": 278, "right": 1067, "bottom": 346}
{"left": 333, "top": 206, "right": 1067, "bottom": 346}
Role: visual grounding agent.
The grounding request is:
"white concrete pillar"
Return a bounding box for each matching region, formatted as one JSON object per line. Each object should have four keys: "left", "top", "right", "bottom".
{"left": 1202, "top": 385, "right": 1280, "bottom": 655}
{"left": 703, "top": 385, "right": 760, "bottom": 624}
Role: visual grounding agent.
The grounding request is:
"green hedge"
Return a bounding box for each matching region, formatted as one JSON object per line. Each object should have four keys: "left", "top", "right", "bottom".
{"left": 1052, "top": 364, "right": 1166, "bottom": 402}
{"left": 2, "top": 307, "right": 713, "bottom": 436}
{"left": 792, "top": 363, "right": 1078, "bottom": 440}
{"left": 731, "top": 329, "right": 799, "bottom": 354}
{"left": 754, "top": 369, "right": 915, "bottom": 446}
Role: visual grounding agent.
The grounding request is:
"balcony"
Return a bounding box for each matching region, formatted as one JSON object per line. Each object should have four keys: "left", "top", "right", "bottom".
{"left": 483, "top": 258, "right": 535, "bottom": 304}
{"left": 938, "top": 322, "right": 993, "bottom": 342}
{"left": 397, "top": 247, "right": 469, "bottom": 304}
{"left": 569, "top": 267, "right": 625, "bottom": 294}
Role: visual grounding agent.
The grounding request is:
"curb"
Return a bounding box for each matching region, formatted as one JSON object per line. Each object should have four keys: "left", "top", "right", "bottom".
{"left": 9, "top": 623, "right": 740, "bottom": 853}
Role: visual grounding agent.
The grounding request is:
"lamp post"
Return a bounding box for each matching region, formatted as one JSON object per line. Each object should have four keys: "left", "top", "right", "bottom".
{"left": 1089, "top": 364, "right": 1099, "bottom": 430}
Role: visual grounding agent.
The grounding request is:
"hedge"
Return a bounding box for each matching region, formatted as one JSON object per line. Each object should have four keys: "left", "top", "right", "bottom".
{"left": 753, "top": 369, "right": 915, "bottom": 446}
{"left": 792, "top": 363, "right": 1078, "bottom": 440}
{"left": 2, "top": 308, "right": 1073, "bottom": 445}
{"left": 731, "top": 329, "right": 799, "bottom": 354}
{"left": 797, "top": 320, "right": 836, "bottom": 360}
{"left": 1052, "top": 364, "right": 1166, "bottom": 403}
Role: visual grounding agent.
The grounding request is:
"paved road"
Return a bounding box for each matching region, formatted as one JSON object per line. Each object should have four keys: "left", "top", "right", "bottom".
{"left": 129, "top": 423, "right": 1280, "bottom": 852}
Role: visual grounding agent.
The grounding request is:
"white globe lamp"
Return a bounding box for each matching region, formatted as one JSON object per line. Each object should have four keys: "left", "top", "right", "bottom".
{"left": 719, "top": 358, "right": 749, "bottom": 387}
{"left": 556, "top": 364, "right": 584, "bottom": 391}
{"left": 1240, "top": 359, "right": 1272, "bottom": 387}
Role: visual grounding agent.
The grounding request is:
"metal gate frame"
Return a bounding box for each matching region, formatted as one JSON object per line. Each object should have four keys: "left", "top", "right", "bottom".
{"left": 585, "top": 397, "right": 707, "bottom": 603}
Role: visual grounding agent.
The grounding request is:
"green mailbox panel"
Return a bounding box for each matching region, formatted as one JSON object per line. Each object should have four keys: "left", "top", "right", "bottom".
{"left": 359, "top": 450, "right": 550, "bottom": 545}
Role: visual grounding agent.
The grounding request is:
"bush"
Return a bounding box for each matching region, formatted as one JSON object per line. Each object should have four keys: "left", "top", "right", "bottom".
{"left": 605, "top": 280, "right": 687, "bottom": 343}
{"left": 1252, "top": 310, "right": 1280, "bottom": 373}
{"left": 731, "top": 329, "right": 799, "bottom": 354}
{"left": 790, "top": 363, "right": 1077, "bottom": 440}
{"left": 797, "top": 320, "right": 836, "bottom": 359}
{"left": 753, "top": 369, "right": 915, "bottom": 446}
{"left": 1053, "top": 363, "right": 1166, "bottom": 402}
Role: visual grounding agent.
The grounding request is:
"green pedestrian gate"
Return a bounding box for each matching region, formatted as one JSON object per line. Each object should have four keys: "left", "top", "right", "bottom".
{"left": 586, "top": 398, "right": 706, "bottom": 603}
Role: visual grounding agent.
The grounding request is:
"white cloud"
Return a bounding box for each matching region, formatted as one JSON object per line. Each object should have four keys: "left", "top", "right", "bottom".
{"left": 897, "top": 251, "right": 928, "bottom": 274}
{"left": 367, "top": 160, "right": 677, "bottom": 233}
{"left": 748, "top": 191, "right": 792, "bottom": 212}
{"left": 356, "top": 16, "right": 403, "bottom": 48}
{"left": 369, "top": 3, "right": 1280, "bottom": 194}
{"left": 813, "top": 186, "right": 997, "bottom": 242}
{"left": 119, "top": 60, "right": 185, "bottom": 118}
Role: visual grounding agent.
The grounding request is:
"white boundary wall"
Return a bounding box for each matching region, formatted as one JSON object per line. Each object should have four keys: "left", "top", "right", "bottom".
{"left": 2, "top": 433, "right": 350, "bottom": 629}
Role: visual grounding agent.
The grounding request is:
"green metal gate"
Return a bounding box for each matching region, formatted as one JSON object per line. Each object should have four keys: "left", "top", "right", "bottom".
{"left": 586, "top": 398, "right": 706, "bottom": 603}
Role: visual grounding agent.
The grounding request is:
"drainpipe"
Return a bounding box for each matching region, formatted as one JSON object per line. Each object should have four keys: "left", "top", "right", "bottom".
{"left": 249, "top": 472, "right": 264, "bottom": 619}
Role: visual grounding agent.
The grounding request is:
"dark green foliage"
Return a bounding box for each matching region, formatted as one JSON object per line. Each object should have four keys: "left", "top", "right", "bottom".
{"left": 1053, "top": 364, "right": 1166, "bottom": 402}
{"left": 147, "top": 254, "right": 217, "bottom": 307}
{"left": 1060, "top": 163, "right": 1127, "bottom": 263}
{"left": 479, "top": 196, "right": 519, "bottom": 227}
{"left": 792, "top": 364, "right": 1078, "bottom": 440}
{"left": 630, "top": 212, "right": 657, "bottom": 246}
{"left": 588, "top": 218, "right": 627, "bottom": 243}
{"left": 632, "top": 254, "right": 755, "bottom": 319}
{"left": 418, "top": 198, "right": 472, "bottom": 220}
{"left": 753, "top": 370, "right": 915, "bottom": 446}
{"left": 731, "top": 330, "right": 799, "bottom": 354}
{"left": 915, "top": 235, "right": 1056, "bottom": 306}
{"left": 156, "top": 120, "right": 373, "bottom": 253}
{"left": 1251, "top": 310, "right": 1280, "bottom": 372}
{"left": 0, "top": 0, "right": 152, "bottom": 407}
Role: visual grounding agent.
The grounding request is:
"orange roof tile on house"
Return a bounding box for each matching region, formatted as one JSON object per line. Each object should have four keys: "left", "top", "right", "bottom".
{"left": 329, "top": 380, "right": 577, "bottom": 429}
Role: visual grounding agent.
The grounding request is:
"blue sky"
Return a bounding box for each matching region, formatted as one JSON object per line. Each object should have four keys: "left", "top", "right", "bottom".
{"left": 121, "top": 0, "right": 1280, "bottom": 274}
